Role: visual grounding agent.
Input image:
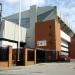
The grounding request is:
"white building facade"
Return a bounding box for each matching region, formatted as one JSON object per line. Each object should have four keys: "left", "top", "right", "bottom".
{"left": 0, "top": 20, "right": 26, "bottom": 48}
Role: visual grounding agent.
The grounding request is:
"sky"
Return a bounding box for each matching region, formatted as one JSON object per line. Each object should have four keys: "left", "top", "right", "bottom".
{"left": 0, "top": 0, "right": 75, "bottom": 28}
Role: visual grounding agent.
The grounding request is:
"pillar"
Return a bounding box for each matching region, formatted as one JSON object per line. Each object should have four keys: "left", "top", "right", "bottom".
{"left": 34, "top": 48, "right": 36, "bottom": 64}
{"left": 8, "top": 46, "right": 12, "bottom": 67}
{"left": 23, "top": 48, "right": 28, "bottom": 66}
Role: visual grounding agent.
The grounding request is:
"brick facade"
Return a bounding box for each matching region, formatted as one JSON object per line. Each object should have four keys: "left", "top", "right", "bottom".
{"left": 69, "top": 35, "right": 75, "bottom": 59}
{"left": 35, "top": 19, "right": 61, "bottom": 61}
{"left": 8, "top": 46, "right": 12, "bottom": 67}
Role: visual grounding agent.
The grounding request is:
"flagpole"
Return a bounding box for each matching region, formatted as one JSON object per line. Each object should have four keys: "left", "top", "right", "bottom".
{"left": 0, "top": 3, "right": 2, "bottom": 25}
{"left": 17, "top": 0, "right": 21, "bottom": 61}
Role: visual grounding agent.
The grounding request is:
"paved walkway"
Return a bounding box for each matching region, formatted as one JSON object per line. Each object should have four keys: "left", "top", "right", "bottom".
{"left": 0, "top": 63, "right": 75, "bottom": 75}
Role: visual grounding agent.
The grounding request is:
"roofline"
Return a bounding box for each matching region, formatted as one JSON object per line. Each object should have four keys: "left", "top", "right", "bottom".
{"left": 58, "top": 16, "right": 75, "bottom": 37}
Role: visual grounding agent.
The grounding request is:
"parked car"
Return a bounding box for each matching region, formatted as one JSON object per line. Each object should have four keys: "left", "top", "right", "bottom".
{"left": 58, "top": 55, "right": 70, "bottom": 62}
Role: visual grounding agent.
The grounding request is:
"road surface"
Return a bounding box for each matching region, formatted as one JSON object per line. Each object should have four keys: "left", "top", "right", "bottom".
{"left": 0, "top": 63, "right": 75, "bottom": 75}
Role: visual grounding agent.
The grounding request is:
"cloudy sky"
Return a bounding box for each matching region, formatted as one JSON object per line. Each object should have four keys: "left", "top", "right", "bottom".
{"left": 0, "top": 0, "right": 75, "bottom": 28}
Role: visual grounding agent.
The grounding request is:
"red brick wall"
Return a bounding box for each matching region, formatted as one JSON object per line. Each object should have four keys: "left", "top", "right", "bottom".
{"left": 69, "top": 36, "right": 75, "bottom": 59}
{"left": 55, "top": 20, "right": 61, "bottom": 52}
{"left": 35, "top": 20, "right": 61, "bottom": 50}
{"left": 35, "top": 19, "right": 61, "bottom": 60}
{"left": 35, "top": 20, "right": 55, "bottom": 49}
{"left": 0, "top": 62, "right": 8, "bottom": 68}
{"left": 8, "top": 46, "right": 12, "bottom": 67}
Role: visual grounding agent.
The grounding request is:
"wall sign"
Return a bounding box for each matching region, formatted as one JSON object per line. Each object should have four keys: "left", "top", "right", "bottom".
{"left": 37, "top": 40, "right": 47, "bottom": 46}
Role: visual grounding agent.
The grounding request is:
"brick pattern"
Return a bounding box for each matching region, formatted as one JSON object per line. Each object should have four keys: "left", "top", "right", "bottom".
{"left": 55, "top": 20, "right": 61, "bottom": 59}
{"left": 8, "top": 46, "right": 12, "bottom": 67}
{"left": 69, "top": 36, "right": 75, "bottom": 59}
{"left": 35, "top": 19, "right": 61, "bottom": 61}
{"left": 34, "top": 48, "right": 36, "bottom": 64}
{"left": 0, "top": 62, "right": 8, "bottom": 68}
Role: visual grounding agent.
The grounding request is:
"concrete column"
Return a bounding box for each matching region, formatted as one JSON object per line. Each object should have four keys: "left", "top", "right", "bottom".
{"left": 34, "top": 48, "right": 36, "bottom": 64}
{"left": 8, "top": 46, "right": 12, "bottom": 67}
{"left": 26, "top": 5, "right": 37, "bottom": 48}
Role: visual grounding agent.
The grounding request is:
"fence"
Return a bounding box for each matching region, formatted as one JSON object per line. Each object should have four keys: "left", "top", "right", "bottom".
{"left": 0, "top": 47, "right": 61, "bottom": 67}
{"left": 12, "top": 48, "right": 36, "bottom": 66}
{"left": 0, "top": 47, "right": 36, "bottom": 68}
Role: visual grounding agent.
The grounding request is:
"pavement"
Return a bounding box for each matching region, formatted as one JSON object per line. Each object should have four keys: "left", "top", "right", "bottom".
{"left": 0, "top": 63, "right": 75, "bottom": 75}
